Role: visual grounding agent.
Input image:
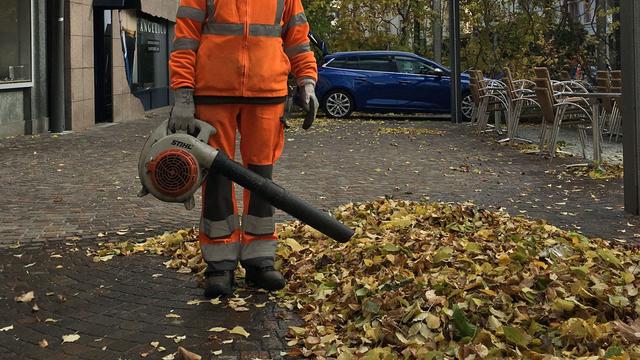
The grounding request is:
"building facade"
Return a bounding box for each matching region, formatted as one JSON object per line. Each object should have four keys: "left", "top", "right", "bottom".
{"left": 0, "top": 0, "right": 178, "bottom": 138}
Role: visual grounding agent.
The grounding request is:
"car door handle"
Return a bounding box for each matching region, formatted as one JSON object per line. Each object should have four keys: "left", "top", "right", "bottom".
{"left": 399, "top": 80, "right": 412, "bottom": 85}
{"left": 355, "top": 77, "right": 371, "bottom": 83}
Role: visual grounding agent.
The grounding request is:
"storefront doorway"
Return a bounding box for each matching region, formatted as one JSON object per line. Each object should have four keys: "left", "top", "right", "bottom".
{"left": 130, "top": 15, "right": 170, "bottom": 110}
{"left": 93, "top": 9, "right": 113, "bottom": 123}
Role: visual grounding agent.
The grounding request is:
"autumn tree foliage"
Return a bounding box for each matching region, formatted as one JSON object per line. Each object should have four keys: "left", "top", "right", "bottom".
{"left": 303, "top": 0, "right": 620, "bottom": 78}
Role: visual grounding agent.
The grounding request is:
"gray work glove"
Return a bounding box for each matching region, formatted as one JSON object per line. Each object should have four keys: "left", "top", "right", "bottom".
{"left": 169, "top": 88, "right": 196, "bottom": 133}
{"left": 299, "top": 82, "right": 319, "bottom": 130}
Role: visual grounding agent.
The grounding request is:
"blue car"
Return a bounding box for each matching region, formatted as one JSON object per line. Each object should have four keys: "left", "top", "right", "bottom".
{"left": 316, "top": 51, "right": 473, "bottom": 119}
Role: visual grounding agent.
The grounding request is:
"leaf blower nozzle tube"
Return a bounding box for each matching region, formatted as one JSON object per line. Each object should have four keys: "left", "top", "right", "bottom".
{"left": 211, "top": 152, "right": 354, "bottom": 243}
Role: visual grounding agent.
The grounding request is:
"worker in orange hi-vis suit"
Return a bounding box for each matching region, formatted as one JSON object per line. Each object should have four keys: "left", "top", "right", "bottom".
{"left": 168, "top": 0, "right": 318, "bottom": 298}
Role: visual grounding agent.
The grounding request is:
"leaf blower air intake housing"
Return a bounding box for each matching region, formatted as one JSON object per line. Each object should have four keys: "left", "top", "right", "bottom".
{"left": 138, "top": 119, "right": 354, "bottom": 243}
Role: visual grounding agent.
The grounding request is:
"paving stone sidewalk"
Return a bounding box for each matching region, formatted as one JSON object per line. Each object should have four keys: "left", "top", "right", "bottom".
{"left": 1, "top": 109, "right": 639, "bottom": 359}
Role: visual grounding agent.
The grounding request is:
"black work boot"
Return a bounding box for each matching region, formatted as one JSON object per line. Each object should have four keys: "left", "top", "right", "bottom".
{"left": 204, "top": 270, "right": 234, "bottom": 298}
{"left": 244, "top": 265, "right": 285, "bottom": 291}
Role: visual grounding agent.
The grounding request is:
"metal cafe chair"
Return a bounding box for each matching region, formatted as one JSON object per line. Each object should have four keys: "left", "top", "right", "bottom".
{"left": 502, "top": 67, "right": 540, "bottom": 143}
{"left": 594, "top": 71, "right": 613, "bottom": 138}
{"left": 533, "top": 75, "right": 592, "bottom": 160}
{"left": 609, "top": 70, "right": 623, "bottom": 142}
{"left": 471, "top": 70, "right": 509, "bottom": 135}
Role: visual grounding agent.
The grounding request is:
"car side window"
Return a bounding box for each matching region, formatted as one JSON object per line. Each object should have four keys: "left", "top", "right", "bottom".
{"left": 358, "top": 56, "right": 395, "bottom": 72}
{"left": 394, "top": 56, "right": 435, "bottom": 75}
{"left": 327, "top": 58, "right": 346, "bottom": 69}
{"left": 327, "top": 56, "right": 359, "bottom": 70}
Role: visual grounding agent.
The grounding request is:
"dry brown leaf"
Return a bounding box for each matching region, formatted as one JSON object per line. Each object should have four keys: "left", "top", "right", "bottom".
{"left": 176, "top": 346, "right": 201, "bottom": 360}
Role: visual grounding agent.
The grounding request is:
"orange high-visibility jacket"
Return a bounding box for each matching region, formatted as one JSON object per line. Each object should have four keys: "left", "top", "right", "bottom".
{"left": 169, "top": 0, "right": 317, "bottom": 99}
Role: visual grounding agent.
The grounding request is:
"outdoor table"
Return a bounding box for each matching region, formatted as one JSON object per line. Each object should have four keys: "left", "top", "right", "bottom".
{"left": 576, "top": 92, "right": 622, "bottom": 167}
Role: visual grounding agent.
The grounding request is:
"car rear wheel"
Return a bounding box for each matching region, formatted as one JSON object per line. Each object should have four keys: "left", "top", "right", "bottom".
{"left": 461, "top": 94, "right": 474, "bottom": 121}
{"left": 323, "top": 90, "right": 354, "bottom": 118}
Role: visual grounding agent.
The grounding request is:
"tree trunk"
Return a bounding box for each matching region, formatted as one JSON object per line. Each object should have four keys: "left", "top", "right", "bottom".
{"left": 432, "top": 0, "right": 442, "bottom": 63}
{"left": 596, "top": 0, "right": 608, "bottom": 69}
{"left": 413, "top": 18, "right": 422, "bottom": 54}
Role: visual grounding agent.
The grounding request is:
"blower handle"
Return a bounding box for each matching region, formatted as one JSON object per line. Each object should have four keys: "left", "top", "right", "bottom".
{"left": 211, "top": 152, "right": 354, "bottom": 243}
{"left": 167, "top": 119, "right": 217, "bottom": 144}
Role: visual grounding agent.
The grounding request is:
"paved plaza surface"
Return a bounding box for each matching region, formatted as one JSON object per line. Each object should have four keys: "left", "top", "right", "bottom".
{"left": 0, "top": 109, "right": 637, "bottom": 359}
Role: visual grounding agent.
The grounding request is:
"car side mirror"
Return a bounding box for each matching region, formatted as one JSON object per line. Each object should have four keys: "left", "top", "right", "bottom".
{"left": 427, "top": 68, "right": 445, "bottom": 77}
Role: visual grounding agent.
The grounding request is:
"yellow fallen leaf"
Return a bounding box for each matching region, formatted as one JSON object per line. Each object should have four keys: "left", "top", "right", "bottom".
{"left": 212, "top": 350, "right": 222, "bottom": 355}
{"left": 61, "top": 334, "right": 80, "bottom": 343}
{"left": 15, "top": 291, "right": 35, "bottom": 303}
{"left": 228, "top": 326, "right": 250, "bottom": 338}
{"left": 174, "top": 335, "right": 186, "bottom": 343}
{"left": 39, "top": 339, "right": 48, "bottom": 348}
{"left": 0, "top": 325, "right": 13, "bottom": 332}
{"left": 44, "top": 318, "right": 59, "bottom": 323}
{"left": 94, "top": 255, "right": 114, "bottom": 262}
{"left": 282, "top": 238, "right": 304, "bottom": 252}
{"left": 208, "top": 327, "right": 227, "bottom": 332}
{"left": 165, "top": 313, "right": 181, "bottom": 318}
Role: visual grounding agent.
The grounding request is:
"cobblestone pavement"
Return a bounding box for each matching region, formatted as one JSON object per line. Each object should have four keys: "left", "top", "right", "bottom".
{"left": 1, "top": 109, "right": 639, "bottom": 359}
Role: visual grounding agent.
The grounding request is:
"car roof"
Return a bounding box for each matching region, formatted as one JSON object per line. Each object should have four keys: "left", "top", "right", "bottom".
{"left": 327, "top": 51, "right": 424, "bottom": 59}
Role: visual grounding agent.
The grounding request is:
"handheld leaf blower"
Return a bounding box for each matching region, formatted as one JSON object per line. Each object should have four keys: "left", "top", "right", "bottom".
{"left": 138, "top": 119, "right": 354, "bottom": 243}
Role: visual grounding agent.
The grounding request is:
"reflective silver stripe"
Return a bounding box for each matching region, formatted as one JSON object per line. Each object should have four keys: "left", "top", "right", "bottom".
{"left": 249, "top": 24, "right": 281, "bottom": 37}
{"left": 274, "top": 0, "right": 285, "bottom": 25}
{"left": 207, "top": 0, "right": 215, "bottom": 21}
{"left": 172, "top": 38, "right": 200, "bottom": 52}
{"left": 177, "top": 6, "right": 206, "bottom": 22}
{"left": 282, "top": 12, "right": 308, "bottom": 35}
{"left": 240, "top": 239, "right": 278, "bottom": 261}
{"left": 285, "top": 42, "right": 312, "bottom": 58}
{"left": 203, "top": 23, "right": 245, "bottom": 36}
{"left": 201, "top": 242, "right": 240, "bottom": 262}
{"left": 242, "top": 215, "right": 275, "bottom": 235}
{"left": 200, "top": 215, "right": 240, "bottom": 238}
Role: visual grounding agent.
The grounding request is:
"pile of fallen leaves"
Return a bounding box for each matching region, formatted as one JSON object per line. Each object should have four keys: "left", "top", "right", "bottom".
{"left": 514, "top": 143, "right": 573, "bottom": 158}
{"left": 277, "top": 200, "right": 640, "bottom": 359}
{"left": 88, "top": 228, "right": 206, "bottom": 276}
{"left": 566, "top": 163, "right": 624, "bottom": 180}
{"left": 89, "top": 200, "right": 640, "bottom": 359}
{"left": 377, "top": 127, "right": 446, "bottom": 137}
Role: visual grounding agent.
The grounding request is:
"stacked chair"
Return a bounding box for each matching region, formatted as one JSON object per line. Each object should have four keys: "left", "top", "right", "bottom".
{"left": 469, "top": 70, "right": 509, "bottom": 134}
{"left": 533, "top": 67, "right": 592, "bottom": 159}
{"left": 595, "top": 70, "right": 613, "bottom": 137}
{"left": 609, "top": 71, "right": 623, "bottom": 142}
{"left": 502, "top": 68, "right": 540, "bottom": 143}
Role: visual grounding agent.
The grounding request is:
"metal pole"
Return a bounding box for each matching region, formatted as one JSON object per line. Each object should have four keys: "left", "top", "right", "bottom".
{"left": 449, "top": 0, "right": 462, "bottom": 123}
{"left": 621, "top": 0, "right": 640, "bottom": 214}
{"left": 50, "top": 0, "right": 65, "bottom": 133}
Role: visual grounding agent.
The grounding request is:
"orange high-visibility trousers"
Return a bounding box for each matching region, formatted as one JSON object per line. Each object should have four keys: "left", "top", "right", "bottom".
{"left": 196, "top": 103, "right": 285, "bottom": 270}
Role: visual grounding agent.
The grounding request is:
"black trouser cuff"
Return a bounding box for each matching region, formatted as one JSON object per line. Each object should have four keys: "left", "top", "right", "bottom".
{"left": 241, "top": 257, "right": 274, "bottom": 268}
{"left": 205, "top": 260, "right": 237, "bottom": 273}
